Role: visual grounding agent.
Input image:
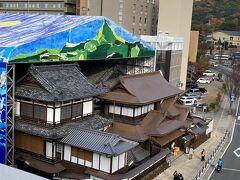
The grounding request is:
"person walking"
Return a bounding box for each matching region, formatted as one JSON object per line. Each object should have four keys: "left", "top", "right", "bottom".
{"left": 201, "top": 148, "right": 205, "bottom": 161}
{"left": 189, "top": 147, "right": 194, "bottom": 160}
{"left": 173, "top": 171, "right": 178, "bottom": 180}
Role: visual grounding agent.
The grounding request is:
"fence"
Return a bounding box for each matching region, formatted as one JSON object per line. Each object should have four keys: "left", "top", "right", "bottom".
{"left": 194, "top": 130, "right": 230, "bottom": 180}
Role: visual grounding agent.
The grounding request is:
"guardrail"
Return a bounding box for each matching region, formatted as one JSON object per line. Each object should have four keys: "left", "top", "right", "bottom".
{"left": 194, "top": 130, "right": 230, "bottom": 180}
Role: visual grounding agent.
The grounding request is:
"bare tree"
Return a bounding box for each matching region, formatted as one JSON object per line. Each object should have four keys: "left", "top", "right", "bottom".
{"left": 223, "top": 62, "right": 240, "bottom": 114}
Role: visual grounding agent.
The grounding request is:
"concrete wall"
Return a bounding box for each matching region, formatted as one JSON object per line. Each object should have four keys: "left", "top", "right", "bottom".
{"left": 158, "top": 0, "right": 194, "bottom": 90}
{"left": 189, "top": 31, "right": 199, "bottom": 63}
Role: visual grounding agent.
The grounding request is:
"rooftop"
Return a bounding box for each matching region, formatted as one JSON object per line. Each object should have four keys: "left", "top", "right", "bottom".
{"left": 16, "top": 63, "right": 105, "bottom": 102}
{"left": 15, "top": 114, "right": 112, "bottom": 139}
{"left": 61, "top": 128, "right": 138, "bottom": 156}
{"left": 100, "top": 71, "right": 183, "bottom": 105}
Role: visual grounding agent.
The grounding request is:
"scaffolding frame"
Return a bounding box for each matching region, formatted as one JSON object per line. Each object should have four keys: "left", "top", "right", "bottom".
{"left": 6, "top": 64, "right": 15, "bottom": 166}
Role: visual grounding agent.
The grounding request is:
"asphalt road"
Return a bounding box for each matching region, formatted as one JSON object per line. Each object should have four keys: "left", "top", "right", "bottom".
{"left": 210, "top": 99, "right": 240, "bottom": 180}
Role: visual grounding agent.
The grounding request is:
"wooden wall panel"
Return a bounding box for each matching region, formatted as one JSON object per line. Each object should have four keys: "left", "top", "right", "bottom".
{"left": 15, "top": 131, "right": 44, "bottom": 155}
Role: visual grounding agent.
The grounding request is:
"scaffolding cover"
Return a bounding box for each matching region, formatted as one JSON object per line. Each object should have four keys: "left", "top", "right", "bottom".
{"left": 0, "top": 62, "right": 6, "bottom": 164}
{"left": 0, "top": 14, "right": 155, "bottom": 64}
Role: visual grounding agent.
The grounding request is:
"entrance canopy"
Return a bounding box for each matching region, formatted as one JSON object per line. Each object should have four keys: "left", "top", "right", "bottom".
{"left": 0, "top": 14, "right": 155, "bottom": 64}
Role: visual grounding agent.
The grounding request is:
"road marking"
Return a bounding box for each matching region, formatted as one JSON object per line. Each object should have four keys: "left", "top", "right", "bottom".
{"left": 207, "top": 98, "right": 237, "bottom": 180}
{"left": 222, "top": 167, "right": 240, "bottom": 172}
{"left": 233, "top": 147, "right": 240, "bottom": 158}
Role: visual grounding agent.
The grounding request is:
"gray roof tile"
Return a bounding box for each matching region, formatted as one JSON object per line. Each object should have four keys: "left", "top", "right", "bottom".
{"left": 16, "top": 63, "right": 106, "bottom": 102}
{"left": 60, "top": 128, "right": 138, "bottom": 156}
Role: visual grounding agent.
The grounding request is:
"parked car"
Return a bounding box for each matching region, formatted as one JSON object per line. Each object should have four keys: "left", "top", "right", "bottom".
{"left": 188, "top": 88, "right": 202, "bottom": 96}
{"left": 186, "top": 81, "right": 198, "bottom": 89}
{"left": 184, "top": 93, "right": 201, "bottom": 99}
{"left": 197, "top": 77, "right": 211, "bottom": 84}
{"left": 211, "top": 63, "right": 219, "bottom": 67}
{"left": 203, "top": 70, "right": 217, "bottom": 76}
{"left": 198, "top": 87, "right": 207, "bottom": 94}
{"left": 179, "top": 96, "right": 198, "bottom": 106}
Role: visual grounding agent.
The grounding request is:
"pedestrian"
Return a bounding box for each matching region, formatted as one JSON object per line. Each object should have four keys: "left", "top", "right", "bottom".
{"left": 201, "top": 148, "right": 205, "bottom": 161}
{"left": 189, "top": 147, "right": 194, "bottom": 160}
{"left": 173, "top": 170, "right": 178, "bottom": 180}
{"left": 171, "top": 142, "right": 175, "bottom": 154}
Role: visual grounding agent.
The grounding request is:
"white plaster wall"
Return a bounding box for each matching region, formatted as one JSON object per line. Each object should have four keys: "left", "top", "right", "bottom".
{"left": 206, "top": 120, "right": 214, "bottom": 134}
{"left": 15, "top": 102, "right": 20, "bottom": 116}
{"left": 112, "top": 155, "right": 119, "bottom": 173}
{"left": 46, "top": 142, "right": 52, "bottom": 158}
{"left": 78, "top": 158, "right": 84, "bottom": 165}
{"left": 119, "top": 153, "right": 125, "bottom": 169}
{"left": 100, "top": 155, "right": 110, "bottom": 173}
{"left": 85, "top": 161, "right": 92, "bottom": 167}
{"left": 55, "top": 108, "right": 61, "bottom": 123}
{"left": 71, "top": 156, "right": 77, "bottom": 163}
{"left": 93, "top": 153, "right": 100, "bottom": 170}
{"left": 47, "top": 108, "right": 54, "bottom": 123}
{"left": 83, "top": 101, "right": 93, "bottom": 115}
{"left": 63, "top": 145, "right": 71, "bottom": 161}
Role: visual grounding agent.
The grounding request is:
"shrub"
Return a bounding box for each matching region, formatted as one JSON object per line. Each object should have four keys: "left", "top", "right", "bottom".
{"left": 209, "top": 103, "right": 216, "bottom": 110}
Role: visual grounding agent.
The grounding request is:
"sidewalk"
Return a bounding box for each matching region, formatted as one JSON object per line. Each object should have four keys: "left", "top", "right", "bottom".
{"left": 153, "top": 96, "right": 236, "bottom": 180}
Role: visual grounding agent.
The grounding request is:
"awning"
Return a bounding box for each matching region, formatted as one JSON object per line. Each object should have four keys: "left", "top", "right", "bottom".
{"left": 152, "top": 130, "right": 185, "bottom": 147}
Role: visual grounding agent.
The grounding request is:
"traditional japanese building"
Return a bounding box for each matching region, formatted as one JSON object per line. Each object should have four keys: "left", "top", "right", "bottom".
{"left": 14, "top": 63, "right": 140, "bottom": 180}
{"left": 99, "top": 71, "right": 209, "bottom": 170}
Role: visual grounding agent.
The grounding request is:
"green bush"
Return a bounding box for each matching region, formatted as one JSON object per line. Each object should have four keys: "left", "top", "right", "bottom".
{"left": 209, "top": 103, "right": 216, "bottom": 110}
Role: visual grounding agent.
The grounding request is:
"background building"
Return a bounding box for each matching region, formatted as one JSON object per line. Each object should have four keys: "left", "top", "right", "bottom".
{"left": 212, "top": 30, "right": 240, "bottom": 47}
{"left": 0, "top": 0, "right": 76, "bottom": 15}
{"left": 157, "top": 0, "right": 194, "bottom": 90}
{"left": 141, "top": 33, "right": 184, "bottom": 87}
{"left": 189, "top": 31, "right": 199, "bottom": 63}
{"left": 77, "top": 0, "right": 159, "bottom": 36}
{"left": 0, "top": 0, "right": 159, "bottom": 36}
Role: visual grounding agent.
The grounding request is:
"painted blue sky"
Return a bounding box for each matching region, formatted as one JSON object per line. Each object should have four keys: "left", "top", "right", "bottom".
{"left": 0, "top": 14, "right": 154, "bottom": 62}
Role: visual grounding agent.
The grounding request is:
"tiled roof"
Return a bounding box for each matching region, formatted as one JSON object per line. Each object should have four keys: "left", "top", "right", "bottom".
{"left": 220, "top": 30, "right": 240, "bottom": 36}
{"left": 100, "top": 71, "right": 183, "bottom": 105}
{"left": 16, "top": 63, "right": 106, "bottom": 102}
{"left": 15, "top": 114, "right": 112, "bottom": 139}
{"left": 61, "top": 128, "right": 138, "bottom": 156}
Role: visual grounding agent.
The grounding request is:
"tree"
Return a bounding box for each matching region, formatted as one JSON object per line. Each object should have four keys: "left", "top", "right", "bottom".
{"left": 223, "top": 63, "right": 240, "bottom": 114}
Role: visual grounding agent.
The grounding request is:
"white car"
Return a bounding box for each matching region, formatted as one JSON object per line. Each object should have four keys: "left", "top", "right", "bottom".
{"left": 184, "top": 92, "right": 201, "bottom": 99}
{"left": 197, "top": 77, "right": 211, "bottom": 84}
{"left": 203, "top": 70, "right": 217, "bottom": 76}
{"left": 179, "top": 96, "right": 198, "bottom": 105}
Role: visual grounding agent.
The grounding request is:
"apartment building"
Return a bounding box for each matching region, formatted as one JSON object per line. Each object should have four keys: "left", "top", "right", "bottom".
{"left": 78, "top": 0, "right": 159, "bottom": 36}
{"left": 141, "top": 33, "right": 184, "bottom": 88}
{"left": 0, "top": 0, "right": 76, "bottom": 15}
{"left": 189, "top": 31, "right": 199, "bottom": 63}
{"left": 158, "top": 0, "right": 194, "bottom": 90}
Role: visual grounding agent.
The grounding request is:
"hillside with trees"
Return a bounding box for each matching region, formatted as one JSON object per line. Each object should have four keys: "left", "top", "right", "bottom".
{"left": 192, "top": 0, "right": 240, "bottom": 33}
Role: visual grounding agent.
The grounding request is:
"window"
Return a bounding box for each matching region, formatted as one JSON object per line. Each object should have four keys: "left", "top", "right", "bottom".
{"left": 133, "top": 4, "right": 136, "bottom": 10}
{"left": 21, "top": 103, "right": 33, "bottom": 118}
{"left": 230, "top": 37, "right": 233, "bottom": 40}
{"left": 61, "top": 105, "right": 71, "bottom": 120}
{"left": 34, "top": 105, "right": 47, "bottom": 121}
{"left": 133, "top": 16, "right": 135, "bottom": 23}
{"left": 144, "top": 18, "right": 147, "bottom": 24}
{"left": 139, "top": 17, "right": 142, "bottom": 23}
{"left": 72, "top": 103, "right": 83, "bottom": 118}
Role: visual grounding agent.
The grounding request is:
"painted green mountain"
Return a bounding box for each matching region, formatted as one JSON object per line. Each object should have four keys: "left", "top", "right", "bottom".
{"left": 11, "top": 20, "right": 154, "bottom": 63}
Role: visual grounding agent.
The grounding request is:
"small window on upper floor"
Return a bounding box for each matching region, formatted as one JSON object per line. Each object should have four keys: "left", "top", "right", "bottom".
{"left": 133, "top": 16, "right": 135, "bottom": 23}
{"left": 230, "top": 37, "right": 233, "bottom": 41}
{"left": 133, "top": 4, "right": 136, "bottom": 10}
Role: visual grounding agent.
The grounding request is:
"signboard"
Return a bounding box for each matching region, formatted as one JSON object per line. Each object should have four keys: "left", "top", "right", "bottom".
{"left": 0, "top": 62, "right": 6, "bottom": 164}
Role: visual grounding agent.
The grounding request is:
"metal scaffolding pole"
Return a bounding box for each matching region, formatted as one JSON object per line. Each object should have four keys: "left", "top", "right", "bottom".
{"left": 6, "top": 64, "right": 15, "bottom": 166}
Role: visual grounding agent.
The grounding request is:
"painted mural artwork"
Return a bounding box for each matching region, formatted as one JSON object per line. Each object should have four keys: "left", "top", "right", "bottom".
{"left": 0, "top": 62, "right": 6, "bottom": 164}
{"left": 0, "top": 14, "right": 155, "bottom": 63}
